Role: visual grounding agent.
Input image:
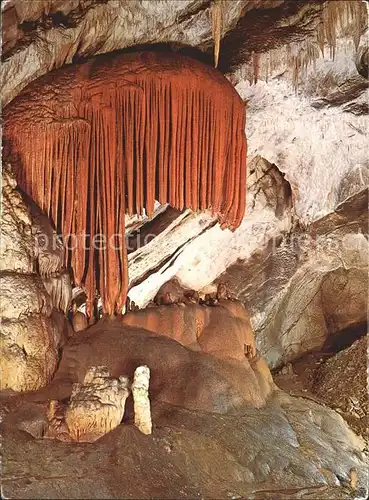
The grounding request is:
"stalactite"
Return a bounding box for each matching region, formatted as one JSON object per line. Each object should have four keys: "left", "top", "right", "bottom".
{"left": 211, "top": 0, "right": 223, "bottom": 68}
{"left": 317, "top": 0, "right": 365, "bottom": 60}
{"left": 252, "top": 52, "right": 261, "bottom": 84}
{"left": 3, "top": 51, "right": 247, "bottom": 315}
{"left": 297, "top": 0, "right": 366, "bottom": 87}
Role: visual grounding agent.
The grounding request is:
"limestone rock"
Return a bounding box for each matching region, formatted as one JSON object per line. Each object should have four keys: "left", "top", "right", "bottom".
{"left": 338, "top": 165, "right": 369, "bottom": 204}
{"left": 71, "top": 310, "right": 88, "bottom": 333}
{"left": 1, "top": 0, "right": 248, "bottom": 105}
{"left": 50, "top": 309, "right": 72, "bottom": 349}
{"left": 42, "top": 271, "right": 72, "bottom": 315}
{"left": 0, "top": 315, "right": 59, "bottom": 391}
{"left": 0, "top": 272, "right": 53, "bottom": 319}
{"left": 218, "top": 187, "right": 368, "bottom": 368}
{"left": 1, "top": 388, "right": 368, "bottom": 499}
{"left": 0, "top": 164, "right": 70, "bottom": 392}
{"left": 30, "top": 205, "right": 65, "bottom": 278}
{"left": 64, "top": 366, "right": 130, "bottom": 442}
{"left": 1, "top": 164, "right": 72, "bottom": 315}
{"left": 0, "top": 164, "right": 34, "bottom": 273}
{"left": 257, "top": 249, "right": 368, "bottom": 368}
{"left": 123, "top": 299, "right": 256, "bottom": 362}
{"left": 44, "top": 400, "right": 71, "bottom": 442}
{"left": 29, "top": 200, "right": 72, "bottom": 314}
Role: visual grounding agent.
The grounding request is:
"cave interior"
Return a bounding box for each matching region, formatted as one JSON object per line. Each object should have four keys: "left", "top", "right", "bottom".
{"left": 1, "top": 1, "right": 368, "bottom": 499}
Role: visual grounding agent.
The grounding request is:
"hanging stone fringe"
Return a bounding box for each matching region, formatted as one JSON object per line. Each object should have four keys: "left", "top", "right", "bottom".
{"left": 3, "top": 51, "right": 247, "bottom": 316}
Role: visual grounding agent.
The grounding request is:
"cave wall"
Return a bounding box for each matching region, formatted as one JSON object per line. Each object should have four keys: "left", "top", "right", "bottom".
{"left": 1, "top": 165, "right": 71, "bottom": 391}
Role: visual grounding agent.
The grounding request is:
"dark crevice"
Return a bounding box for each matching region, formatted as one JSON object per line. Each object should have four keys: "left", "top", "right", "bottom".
{"left": 127, "top": 248, "right": 179, "bottom": 293}
{"left": 321, "top": 322, "right": 367, "bottom": 355}
{"left": 356, "top": 47, "right": 369, "bottom": 79}
{"left": 73, "top": 42, "right": 214, "bottom": 67}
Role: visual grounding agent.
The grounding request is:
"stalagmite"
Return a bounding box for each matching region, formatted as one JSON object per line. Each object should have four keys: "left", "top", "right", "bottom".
{"left": 252, "top": 52, "right": 261, "bottom": 84}
{"left": 3, "top": 51, "right": 247, "bottom": 315}
{"left": 65, "top": 366, "right": 130, "bottom": 442}
{"left": 132, "top": 365, "right": 152, "bottom": 435}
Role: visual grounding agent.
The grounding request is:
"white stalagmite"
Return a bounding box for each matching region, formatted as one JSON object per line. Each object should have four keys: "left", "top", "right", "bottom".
{"left": 132, "top": 365, "right": 152, "bottom": 435}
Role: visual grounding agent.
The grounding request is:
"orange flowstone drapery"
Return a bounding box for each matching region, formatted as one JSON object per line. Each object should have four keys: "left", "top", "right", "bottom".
{"left": 3, "top": 51, "right": 247, "bottom": 316}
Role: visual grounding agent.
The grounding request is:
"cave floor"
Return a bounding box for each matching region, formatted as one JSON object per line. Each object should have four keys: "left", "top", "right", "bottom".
{"left": 1, "top": 387, "right": 367, "bottom": 499}
{"left": 1, "top": 326, "right": 367, "bottom": 499}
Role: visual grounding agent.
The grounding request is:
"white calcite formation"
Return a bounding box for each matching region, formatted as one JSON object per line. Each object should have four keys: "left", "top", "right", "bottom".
{"left": 132, "top": 365, "right": 152, "bottom": 435}
{"left": 65, "top": 366, "right": 131, "bottom": 442}
{"left": 1, "top": 164, "right": 34, "bottom": 273}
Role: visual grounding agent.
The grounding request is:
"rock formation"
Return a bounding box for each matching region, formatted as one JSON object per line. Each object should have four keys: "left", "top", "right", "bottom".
{"left": 313, "top": 335, "right": 368, "bottom": 440}
{"left": 122, "top": 296, "right": 256, "bottom": 362}
{"left": 1, "top": 0, "right": 368, "bottom": 497}
{"left": 46, "top": 317, "right": 275, "bottom": 414}
{"left": 0, "top": 165, "right": 71, "bottom": 391}
{"left": 44, "top": 399, "right": 71, "bottom": 442}
{"left": 1, "top": 165, "right": 34, "bottom": 274}
{"left": 132, "top": 366, "right": 152, "bottom": 435}
{"left": 43, "top": 365, "right": 153, "bottom": 442}
{"left": 29, "top": 201, "right": 72, "bottom": 315}
{"left": 71, "top": 304, "right": 89, "bottom": 333}
{"left": 1, "top": 377, "right": 367, "bottom": 499}
{"left": 64, "top": 366, "right": 130, "bottom": 442}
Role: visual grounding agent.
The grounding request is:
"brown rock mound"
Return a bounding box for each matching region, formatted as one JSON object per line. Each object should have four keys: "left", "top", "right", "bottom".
{"left": 47, "top": 317, "right": 275, "bottom": 414}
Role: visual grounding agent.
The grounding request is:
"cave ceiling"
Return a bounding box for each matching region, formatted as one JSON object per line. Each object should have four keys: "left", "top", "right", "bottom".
{"left": 1, "top": 0, "right": 343, "bottom": 105}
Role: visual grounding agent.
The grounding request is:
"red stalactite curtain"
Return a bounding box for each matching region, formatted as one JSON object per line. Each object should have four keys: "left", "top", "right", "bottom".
{"left": 3, "top": 51, "right": 247, "bottom": 315}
